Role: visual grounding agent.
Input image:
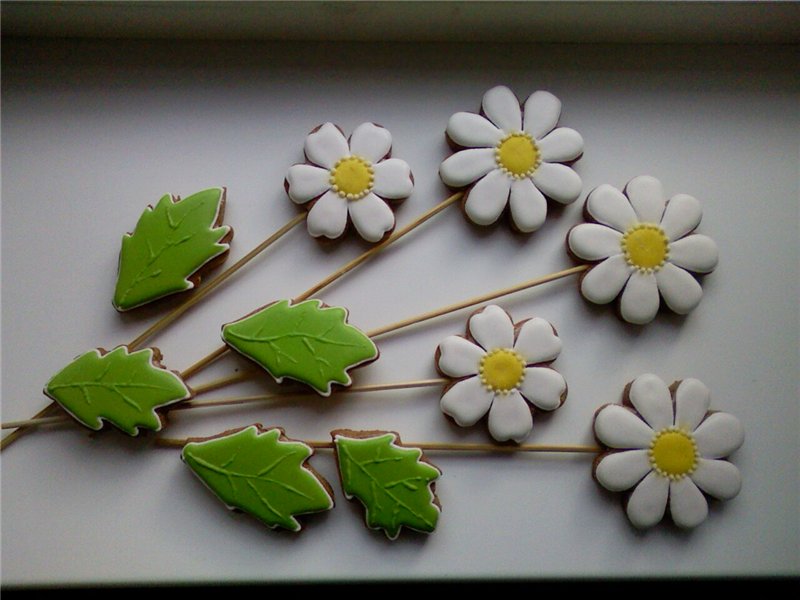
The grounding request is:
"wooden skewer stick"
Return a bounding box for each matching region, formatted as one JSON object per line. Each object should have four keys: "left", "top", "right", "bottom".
{"left": 180, "top": 191, "right": 464, "bottom": 382}
{"left": 157, "top": 436, "right": 601, "bottom": 454}
{"left": 1, "top": 213, "right": 307, "bottom": 451}
{"left": 181, "top": 263, "right": 589, "bottom": 392}
{"left": 1, "top": 378, "right": 447, "bottom": 430}
{"left": 128, "top": 212, "right": 307, "bottom": 351}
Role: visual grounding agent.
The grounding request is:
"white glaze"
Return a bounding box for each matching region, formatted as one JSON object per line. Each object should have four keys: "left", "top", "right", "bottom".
{"left": 287, "top": 122, "right": 414, "bottom": 242}
{"left": 593, "top": 374, "right": 744, "bottom": 529}
{"left": 568, "top": 176, "right": 719, "bottom": 324}
{"left": 436, "top": 305, "right": 566, "bottom": 443}
{"left": 439, "top": 85, "right": 583, "bottom": 232}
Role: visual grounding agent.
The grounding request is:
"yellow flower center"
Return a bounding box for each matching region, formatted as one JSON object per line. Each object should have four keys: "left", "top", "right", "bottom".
{"left": 495, "top": 132, "right": 540, "bottom": 179}
{"left": 329, "top": 156, "right": 374, "bottom": 200}
{"left": 479, "top": 348, "right": 526, "bottom": 393}
{"left": 621, "top": 223, "right": 669, "bottom": 272}
{"left": 649, "top": 427, "right": 698, "bottom": 480}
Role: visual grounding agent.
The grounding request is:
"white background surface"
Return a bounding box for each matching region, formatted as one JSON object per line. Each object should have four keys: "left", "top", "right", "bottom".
{"left": 1, "top": 38, "right": 798, "bottom": 584}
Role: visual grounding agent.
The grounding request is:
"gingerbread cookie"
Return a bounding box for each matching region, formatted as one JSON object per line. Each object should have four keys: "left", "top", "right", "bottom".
{"left": 440, "top": 85, "right": 583, "bottom": 232}
{"left": 593, "top": 374, "right": 743, "bottom": 529}
{"left": 182, "top": 425, "right": 334, "bottom": 532}
{"left": 435, "top": 305, "right": 566, "bottom": 443}
{"left": 286, "top": 122, "right": 414, "bottom": 242}
{"left": 567, "top": 175, "right": 719, "bottom": 324}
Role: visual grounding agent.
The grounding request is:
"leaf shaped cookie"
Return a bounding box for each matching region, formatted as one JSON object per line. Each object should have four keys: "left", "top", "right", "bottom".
{"left": 44, "top": 346, "right": 191, "bottom": 435}
{"left": 332, "top": 430, "right": 442, "bottom": 539}
{"left": 221, "top": 299, "right": 379, "bottom": 396}
{"left": 182, "top": 426, "right": 334, "bottom": 532}
{"left": 113, "top": 187, "right": 232, "bottom": 311}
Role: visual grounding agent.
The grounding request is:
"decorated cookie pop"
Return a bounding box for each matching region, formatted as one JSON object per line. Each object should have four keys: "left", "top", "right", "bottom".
{"left": 567, "top": 175, "right": 719, "bottom": 324}
{"left": 593, "top": 374, "right": 743, "bottom": 529}
{"left": 286, "top": 122, "right": 414, "bottom": 242}
{"left": 440, "top": 85, "right": 584, "bottom": 232}
{"left": 435, "top": 305, "right": 566, "bottom": 443}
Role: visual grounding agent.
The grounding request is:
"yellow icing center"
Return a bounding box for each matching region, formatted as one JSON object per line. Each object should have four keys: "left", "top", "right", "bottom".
{"left": 330, "top": 156, "right": 374, "bottom": 200}
{"left": 479, "top": 348, "right": 526, "bottom": 393}
{"left": 495, "top": 133, "right": 540, "bottom": 179}
{"left": 621, "top": 223, "right": 669, "bottom": 272}
{"left": 649, "top": 427, "right": 698, "bottom": 480}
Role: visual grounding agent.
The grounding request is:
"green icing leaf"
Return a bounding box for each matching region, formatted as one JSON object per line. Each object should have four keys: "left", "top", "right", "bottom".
{"left": 333, "top": 431, "right": 441, "bottom": 540}
{"left": 44, "top": 346, "right": 191, "bottom": 435}
{"left": 221, "top": 299, "right": 379, "bottom": 396}
{"left": 182, "top": 426, "right": 334, "bottom": 532}
{"left": 113, "top": 187, "right": 231, "bottom": 311}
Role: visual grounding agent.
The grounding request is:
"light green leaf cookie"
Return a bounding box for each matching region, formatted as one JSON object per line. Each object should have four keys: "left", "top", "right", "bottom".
{"left": 113, "top": 187, "right": 232, "bottom": 311}
{"left": 44, "top": 346, "right": 191, "bottom": 435}
{"left": 182, "top": 426, "right": 334, "bottom": 532}
{"left": 333, "top": 430, "right": 442, "bottom": 539}
{"left": 221, "top": 299, "right": 379, "bottom": 396}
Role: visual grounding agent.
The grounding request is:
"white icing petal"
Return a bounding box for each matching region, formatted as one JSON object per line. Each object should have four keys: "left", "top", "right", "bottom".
{"left": 523, "top": 90, "right": 562, "bottom": 140}
{"left": 568, "top": 224, "right": 623, "bottom": 261}
{"left": 693, "top": 412, "right": 744, "bottom": 459}
{"left": 437, "top": 336, "right": 484, "bottom": 377}
{"left": 286, "top": 164, "right": 331, "bottom": 204}
{"left": 519, "top": 367, "right": 566, "bottom": 411}
{"left": 624, "top": 175, "right": 666, "bottom": 224}
{"left": 594, "top": 450, "right": 652, "bottom": 492}
{"left": 348, "top": 192, "right": 395, "bottom": 243}
{"left": 306, "top": 191, "right": 348, "bottom": 239}
{"left": 594, "top": 405, "right": 654, "bottom": 449}
{"left": 668, "top": 235, "right": 719, "bottom": 274}
{"left": 620, "top": 271, "right": 660, "bottom": 325}
{"left": 586, "top": 184, "right": 638, "bottom": 232}
{"left": 439, "top": 148, "right": 497, "bottom": 187}
{"left": 580, "top": 255, "right": 632, "bottom": 304}
{"left": 508, "top": 178, "right": 547, "bottom": 232}
{"left": 513, "top": 317, "right": 562, "bottom": 364}
{"left": 530, "top": 162, "right": 582, "bottom": 204}
{"left": 440, "top": 376, "right": 495, "bottom": 427}
{"left": 655, "top": 263, "right": 703, "bottom": 315}
{"left": 372, "top": 158, "right": 414, "bottom": 199}
{"left": 537, "top": 127, "right": 584, "bottom": 163}
{"left": 691, "top": 459, "right": 742, "bottom": 500}
{"left": 464, "top": 169, "right": 512, "bottom": 226}
{"left": 304, "top": 122, "right": 348, "bottom": 169}
{"left": 626, "top": 471, "right": 669, "bottom": 529}
{"left": 446, "top": 112, "right": 503, "bottom": 148}
{"left": 482, "top": 85, "right": 522, "bottom": 132}
{"left": 669, "top": 477, "right": 708, "bottom": 529}
{"left": 487, "top": 390, "right": 533, "bottom": 443}
{"left": 628, "top": 374, "right": 674, "bottom": 432}
{"left": 673, "top": 378, "right": 711, "bottom": 432}
{"left": 660, "top": 193, "right": 703, "bottom": 241}
{"left": 468, "top": 304, "right": 514, "bottom": 351}
{"left": 349, "top": 122, "right": 392, "bottom": 163}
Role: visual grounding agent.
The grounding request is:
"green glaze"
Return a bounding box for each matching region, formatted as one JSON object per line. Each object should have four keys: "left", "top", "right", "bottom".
{"left": 44, "top": 346, "right": 191, "bottom": 435}
{"left": 182, "top": 426, "right": 334, "bottom": 532}
{"left": 333, "top": 431, "right": 441, "bottom": 540}
{"left": 221, "top": 299, "right": 379, "bottom": 396}
{"left": 113, "top": 188, "right": 231, "bottom": 311}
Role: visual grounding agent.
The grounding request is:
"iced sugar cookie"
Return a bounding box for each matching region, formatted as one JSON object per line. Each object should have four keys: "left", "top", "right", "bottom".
{"left": 440, "top": 85, "right": 584, "bottom": 232}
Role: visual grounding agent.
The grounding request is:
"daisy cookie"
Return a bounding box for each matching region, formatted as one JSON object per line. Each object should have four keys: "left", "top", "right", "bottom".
{"left": 439, "top": 85, "right": 584, "bottom": 232}
{"left": 567, "top": 175, "right": 719, "bottom": 324}
{"left": 593, "top": 374, "right": 744, "bottom": 529}
{"left": 435, "top": 305, "right": 567, "bottom": 443}
{"left": 285, "top": 122, "right": 414, "bottom": 242}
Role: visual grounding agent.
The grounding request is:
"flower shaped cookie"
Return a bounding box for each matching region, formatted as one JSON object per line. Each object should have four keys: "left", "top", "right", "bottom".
{"left": 286, "top": 122, "right": 414, "bottom": 242}
{"left": 435, "top": 305, "right": 567, "bottom": 443}
{"left": 593, "top": 374, "right": 744, "bottom": 529}
{"left": 440, "top": 85, "right": 584, "bottom": 232}
{"left": 567, "top": 175, "right": 719, "bottom": 324}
